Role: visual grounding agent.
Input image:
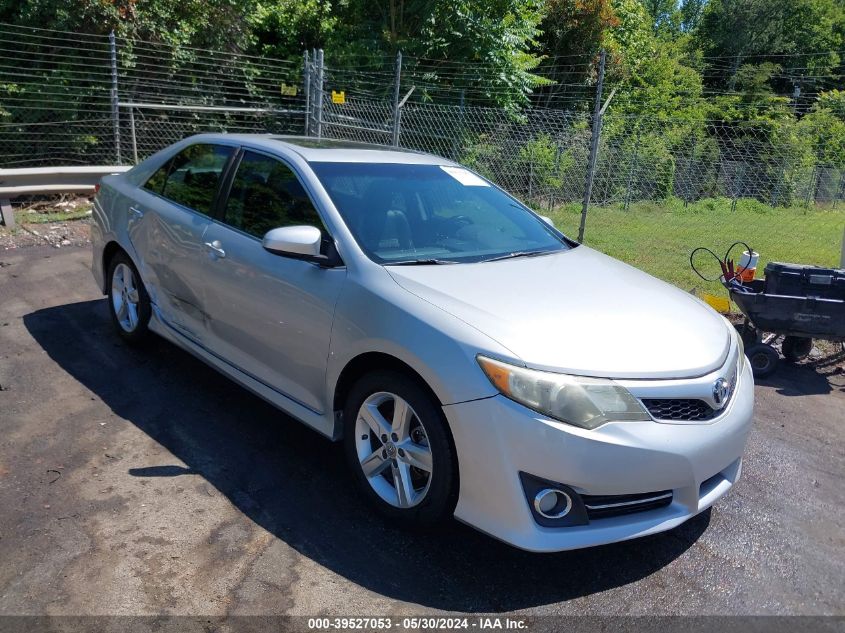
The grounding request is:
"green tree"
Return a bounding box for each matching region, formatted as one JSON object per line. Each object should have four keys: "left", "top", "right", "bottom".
{"left": 537, "top": 0, "right": 619, "bottom": 102}
{"left": 641, "top": 0, "right": 680, "bottom": 34}
{"left": 679, "top": 0, "right": 705, "bottom": 32}
{"left": 0, "top": 0, "right": 256, "bottom": 50}
{"left": 798, "top": 90, "right": 845, "bottom": 167}
{"left": 695, "top": 0, "right": 844, "bottom": 94}
{"left": 326, "top": 0, "right": 549, "bottom": 110}
{"left": 248, "top": 0, "right": 339, "bottom": 60}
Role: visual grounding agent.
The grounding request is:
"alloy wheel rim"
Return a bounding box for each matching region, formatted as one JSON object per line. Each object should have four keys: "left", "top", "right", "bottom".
{"left": 354, "top": 391, "right": 433, "bottom": 508}
{"left": 111, "top": 263, "right": 140, "bottom": 333}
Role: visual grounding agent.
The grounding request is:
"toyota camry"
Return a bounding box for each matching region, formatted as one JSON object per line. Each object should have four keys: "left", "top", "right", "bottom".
{"left": 91, "top": 134, "right": 753, "bottom": 552}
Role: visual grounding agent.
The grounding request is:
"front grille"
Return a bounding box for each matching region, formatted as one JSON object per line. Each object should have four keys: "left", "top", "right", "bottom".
{"left": 642, "top": 398, "right": 717, "bottom": 422}
{"left": 582, "top": 490, "right": 672, "bottom": 520}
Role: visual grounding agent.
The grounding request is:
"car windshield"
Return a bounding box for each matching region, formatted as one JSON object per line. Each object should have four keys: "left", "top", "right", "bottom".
{"left": 310, "top": 162, "right": 570, "bottom": 264}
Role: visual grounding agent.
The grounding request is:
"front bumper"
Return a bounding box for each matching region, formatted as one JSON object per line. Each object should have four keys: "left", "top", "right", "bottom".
{"left": 443, "top": 359, "right": 753, "bottom": 552}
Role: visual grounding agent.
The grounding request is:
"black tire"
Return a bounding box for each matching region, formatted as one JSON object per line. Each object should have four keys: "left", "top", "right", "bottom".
{"left": 106, "top": 251, "right": 151, "bottom": 346}
{"left": 746, "top": 343, "right": 779, "bottom": 378}
{"left": 781, "top": 336, "right": 813, "bottom": 363}
{"left": 733, "top": 322, "right": 759, "bottom": 348}
{"left": 343, "top": 370, "right": 458, "bottom": 527}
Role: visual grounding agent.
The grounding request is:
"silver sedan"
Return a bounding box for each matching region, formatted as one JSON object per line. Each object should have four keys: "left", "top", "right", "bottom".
{"left": 91, "top": 134, "right": 753, "bottom": 552}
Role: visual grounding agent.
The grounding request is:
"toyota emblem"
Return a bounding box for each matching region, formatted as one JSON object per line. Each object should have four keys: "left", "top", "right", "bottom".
{"left": 713, "top": 378, "right": 730, "bottom": 407}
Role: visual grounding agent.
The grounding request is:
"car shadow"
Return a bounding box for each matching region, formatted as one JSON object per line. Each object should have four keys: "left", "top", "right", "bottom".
{"left": 24, "top": 299, "right": 710, "bottom": 612}
{"left": 756, "top": 355, "right": 844, "bottom": 396}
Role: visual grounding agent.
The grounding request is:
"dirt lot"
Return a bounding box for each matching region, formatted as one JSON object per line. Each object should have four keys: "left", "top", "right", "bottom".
{"left": 0, "top": 245, "right": 843, "bottom": 618}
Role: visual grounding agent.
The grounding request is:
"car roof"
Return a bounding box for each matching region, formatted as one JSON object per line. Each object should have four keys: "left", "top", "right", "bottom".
{"left": 184, "top": 133, "right": 454, "bottom": 165}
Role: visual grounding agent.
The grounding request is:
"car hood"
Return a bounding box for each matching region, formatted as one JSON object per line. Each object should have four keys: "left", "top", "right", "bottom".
{"left": 386, "top": 246, "right": 731, "bottom": 379}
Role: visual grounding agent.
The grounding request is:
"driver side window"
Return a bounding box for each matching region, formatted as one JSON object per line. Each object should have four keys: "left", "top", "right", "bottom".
{"left": 224, "top": 151, "right": 325, "bottom": 239}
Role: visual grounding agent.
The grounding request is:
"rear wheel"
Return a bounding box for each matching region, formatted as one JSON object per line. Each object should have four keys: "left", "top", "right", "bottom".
{"left": 746, "top": 343, "right": 779, "bottom": 378}
{"left": 781, "top": 336, "right": 813, "bottom": 363}
{"left": 343, "top": 371, "right": 457, "bottom": 527}
{"left": 107, "top": 251, "right": 151, "bottom": 345}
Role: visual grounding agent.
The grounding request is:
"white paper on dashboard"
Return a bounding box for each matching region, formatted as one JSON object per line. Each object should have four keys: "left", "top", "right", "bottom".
{"left": 439, "top": 166, "right": 490, "bottom": 186}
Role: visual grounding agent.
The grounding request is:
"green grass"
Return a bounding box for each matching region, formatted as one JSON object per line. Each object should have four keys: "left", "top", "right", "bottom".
{"left": 548, "top": 197, "right": 845, "bottom": 294}
{"left": 21, "top": 208, "right": 92, "bottom": 224}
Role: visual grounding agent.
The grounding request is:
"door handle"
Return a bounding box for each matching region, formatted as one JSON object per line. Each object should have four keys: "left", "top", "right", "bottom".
{"left": 204, "top": 240, "right": 226, "bottom": 258}
{"left": 129, "top": 206, "right": 144, "bottom": 218}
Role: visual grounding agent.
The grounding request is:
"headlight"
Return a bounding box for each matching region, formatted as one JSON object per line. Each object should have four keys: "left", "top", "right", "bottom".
{"left": 735, "top": 328, "right": 746, "bottom": 376}
{"left": 477, "top": 356, "right": 651, "bottom": 429}
{"left": 725, "top": 318, "right": 745, "bottom": 371}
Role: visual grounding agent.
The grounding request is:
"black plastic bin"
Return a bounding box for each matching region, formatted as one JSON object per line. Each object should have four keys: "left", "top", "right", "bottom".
{"left": 730, "top": 279, "right": 845, "bottom": 341}
{"left": 763, "top": 262, "right": 845, "bottom": 301}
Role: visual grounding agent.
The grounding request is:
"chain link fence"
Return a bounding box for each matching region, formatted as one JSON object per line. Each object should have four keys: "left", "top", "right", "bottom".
{"left": 2, "top": 24, "right": 844, "bottom": 251}
{"left": 0, "top": 23, "right": 306, "bottom": 167}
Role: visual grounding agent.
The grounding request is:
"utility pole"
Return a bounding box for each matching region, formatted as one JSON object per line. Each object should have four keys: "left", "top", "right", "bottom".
{"left": 578, "top": 50, "right": 606, "bottom": 243}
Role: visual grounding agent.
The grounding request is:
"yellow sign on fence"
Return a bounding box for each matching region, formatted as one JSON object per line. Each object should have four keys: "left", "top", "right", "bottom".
{"left": 331, "top": 90, "right": 346, "bottom": 104}
{"left": 280, "top": 83, "right": 297, "bottom": 97}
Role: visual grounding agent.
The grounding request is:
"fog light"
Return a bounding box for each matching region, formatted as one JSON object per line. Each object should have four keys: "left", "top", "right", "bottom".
{"left": 534, "top": 488, "right": 573, "bottom": 519}
{"left": 519, "top": 472, "right": 588, "bottom": 527}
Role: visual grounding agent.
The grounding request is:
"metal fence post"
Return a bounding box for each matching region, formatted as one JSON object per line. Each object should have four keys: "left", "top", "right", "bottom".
{"left": 0, "top": 199, "right": 14, "bottom": 229}
{"left": 109, "top": 31, "right": 121, "bottom": 165}
{"left": 128, "top": 106, "right": 138, "bottom": 164}
{"left": 391, "top": 51, "right": 403, "bottom": 147}
{"left": 578, "top": 50, "right": 606, "bottom": 243}
{"left": 303, "top": 50, "right": 311, "bottom": 136}
{"left": 310, "top": 48, "right": 317, "bottom": 135}
{"left": 315, "top": 49, "right": 324, "bottom": 139}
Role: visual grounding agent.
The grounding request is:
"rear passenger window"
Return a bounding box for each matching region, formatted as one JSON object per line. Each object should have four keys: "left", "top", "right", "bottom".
{"left": 223, "top": 151, "right": 325, "bottom": 238}
{"left": 143, "top": 160, "right": 170, "bottom": 194}
{"left": 149, "top": 144, "right": 233, "bottom": 215}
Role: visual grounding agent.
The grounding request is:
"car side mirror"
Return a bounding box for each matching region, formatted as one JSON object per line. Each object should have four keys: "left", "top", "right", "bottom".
{"left": 263, "top": 225, "right": 322, "bottom": 258}
{"left": 540, "top": 215, "right": 555, "bottom": 228}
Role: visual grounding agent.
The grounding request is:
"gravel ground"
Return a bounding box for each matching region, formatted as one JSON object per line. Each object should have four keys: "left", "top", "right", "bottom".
{"left": 0, "top": 245, "right": 843, "bottom": 618}
{"left": 0, "top": 200, "right": 93, "bottom": 251}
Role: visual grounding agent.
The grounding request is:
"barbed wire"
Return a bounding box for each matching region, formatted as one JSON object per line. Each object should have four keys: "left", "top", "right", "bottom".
{"left": 1, "top": 25, "right": 843, "bottom": 224}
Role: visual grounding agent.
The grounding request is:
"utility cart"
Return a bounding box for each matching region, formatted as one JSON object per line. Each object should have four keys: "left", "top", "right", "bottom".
{"left": 729, "top": 262, "right": 845, "bottom": 377}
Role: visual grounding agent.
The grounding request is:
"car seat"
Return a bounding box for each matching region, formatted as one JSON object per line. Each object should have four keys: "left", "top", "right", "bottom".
{"left": 358, "top": 182, "right": 413, "bottom": 252}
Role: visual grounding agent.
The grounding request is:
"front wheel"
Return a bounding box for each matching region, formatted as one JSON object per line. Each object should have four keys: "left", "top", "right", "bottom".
{"left": 107, "top": 251, "right": 151, "bottom": 345}
{"left": 343, "top": 371, "right": 457, "bottom": 527}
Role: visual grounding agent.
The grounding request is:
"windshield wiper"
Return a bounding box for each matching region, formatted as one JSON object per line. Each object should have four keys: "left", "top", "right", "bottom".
{"left": 483, "top": 250, "right": 551, "bottom": 262}
{"left": 387, "top": 258, "right": 457, "bottom": 266}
